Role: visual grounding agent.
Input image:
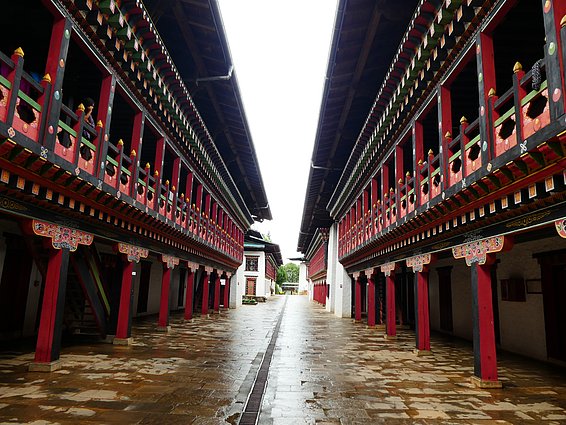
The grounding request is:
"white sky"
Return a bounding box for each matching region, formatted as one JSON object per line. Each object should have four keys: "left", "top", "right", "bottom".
{"left": 217, "top": 0, "right": 339, "bottom": 262}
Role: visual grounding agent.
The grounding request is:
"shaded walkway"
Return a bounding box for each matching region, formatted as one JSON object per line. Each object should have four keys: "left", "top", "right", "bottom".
{"left": 0, "top": 296, "right": 565, "bottom": 424}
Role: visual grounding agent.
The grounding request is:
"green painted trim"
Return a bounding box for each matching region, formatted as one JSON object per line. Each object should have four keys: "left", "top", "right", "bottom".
{"left": 0, "top": 75, "right": 11, "bottom": 89}
{"left": 18, "top": 90, "right": 41, "bottom": 111}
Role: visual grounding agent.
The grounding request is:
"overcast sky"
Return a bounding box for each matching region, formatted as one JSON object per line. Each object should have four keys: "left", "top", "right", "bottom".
{"left": 217, "top": 0, "right": 338, "bottom": 262}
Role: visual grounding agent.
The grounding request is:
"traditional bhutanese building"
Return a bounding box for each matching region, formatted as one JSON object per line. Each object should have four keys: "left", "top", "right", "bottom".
{"left": 0, "top": 0, "right": 271, "bottom": 371}
{"left": 299, "top": 0, "right": 566, "bottom": 388}
{"left": 237, "top": 229, "right": 283, "bottom": 301}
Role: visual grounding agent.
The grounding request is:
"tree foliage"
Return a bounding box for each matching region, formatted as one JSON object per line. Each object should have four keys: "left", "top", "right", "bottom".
{"left": 276, "top": 263, "right": 300, "bottom": 284}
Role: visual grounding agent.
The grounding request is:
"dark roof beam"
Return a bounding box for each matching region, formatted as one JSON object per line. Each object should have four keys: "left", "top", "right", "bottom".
{"left": 171, "top": 1, "right": 260, "bottom": 211}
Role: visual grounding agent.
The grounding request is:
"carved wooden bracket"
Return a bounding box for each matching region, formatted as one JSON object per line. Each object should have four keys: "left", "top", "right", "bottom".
{"left": 555, "top": 218, "right": 566, "bottom": 238}
{"left": 452, "top": 235, "right": 511, "bottom": 266}
{"left": 406, "top": 253, "right": 433, "bottom": 273}
{"left": 380, "top": 262, "right": 397, "bottom": 277}
{"left": 162, "top": 254, "right": 179, "bottom": 269}
{"left": 32, "top": 220, "right": 93, "bottom": 252}
{"left": 117, "top": 242, "right": 149, "bottom": 263}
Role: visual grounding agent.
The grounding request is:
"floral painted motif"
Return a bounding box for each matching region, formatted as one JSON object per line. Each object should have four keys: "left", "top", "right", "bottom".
{"left": 32, "top": 220, "right": 93, "bottom": 251}
{"left": 406, "top": 253, "right": 432, "bottom": 272}
{"left": 555, "top": 219, "right": 566, "bottom": 238}
{"left": 118, "top": 242, "right": 149, "bottom": 263}
{"left": 162, "top": 254, "right": 180, "bottom": 269}
{"left": 452, "top": 236, "right": 504, "bottom": 266}
{"left": 380, "top": 262, "right": 396, "bottom": 277}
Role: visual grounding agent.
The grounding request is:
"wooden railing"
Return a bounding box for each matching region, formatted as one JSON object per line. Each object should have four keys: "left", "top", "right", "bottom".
{"left": 0, "top": 48, "right": 243, "bottom": 262}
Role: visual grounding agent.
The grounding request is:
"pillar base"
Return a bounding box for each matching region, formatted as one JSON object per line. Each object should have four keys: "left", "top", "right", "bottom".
{"left": 156, "top": 325, "right": 171, "bottom": 333}
{"left": 353, "top": 319, "right": 362, "bottom": 324}
{"left": 29, "top": 360, "right": 61, "bottom": 372}
{"left": 413, "top": 349, "right": 433, "bottom": 357}
{"left": 470, "top": 376, "right": 503, "bottom": 389}
{"left": 113, "top": 337, "right": 134, "bottom": 346}
{"left": 383, "top": 334, "right": 397, "bottom": 340}
{"left": 366, "top": 325, "right": 375, "bottom": 329}
{"left": 183, "top": 318, "right": 193, "bottom": 323}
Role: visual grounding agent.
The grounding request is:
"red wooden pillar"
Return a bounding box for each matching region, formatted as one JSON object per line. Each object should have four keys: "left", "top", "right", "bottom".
{"left": 354, "top": 274, "right": 362, "bottom": 322}
{"left": 202, "top": 268, "right": 210, "bottom": 316}
{"left": 158, "top": 255, "right": 179, "bottom": 331}
{"left": 115, "top": 243, "right": 149, "bottom": 345}
{"left": 407, "top": 254, "right": 434, "bottom": 354}
{"left": 223, "top": 274, "right": 230, "bottom": 309}
{"left": 213, "top": 271, "right": 221, "bottom": 313}
{"left": 32, "top": 247, "right": 70, "bottom": 370}
{"left": 415, "top": 270, "right": 430, "bottom": 351}
{"left": 453, "top": 235, "right": 511, "bottom": 388}
{"left": 367, "top": 273, "right": 376, "bottom": 328}
{"left": 381, "top": 262, "right": 397, "bottom": 339}
{"left": 30, "top": 221, "right": 94, "bottom": 371}
{"left": 471, "top": 259, "right": 499, "bottom": 385}
{"left": 184, "top": 264, "right": 196, "bottom": 321}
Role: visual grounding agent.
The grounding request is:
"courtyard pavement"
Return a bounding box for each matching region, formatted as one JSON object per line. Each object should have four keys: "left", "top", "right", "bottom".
{"left": 0, "top": 295, "right": 566, "bottom": 424}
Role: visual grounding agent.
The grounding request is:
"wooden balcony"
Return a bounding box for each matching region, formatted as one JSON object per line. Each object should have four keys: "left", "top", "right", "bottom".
{"left": 0, "top": 48, "right": 244, "bottom": 265}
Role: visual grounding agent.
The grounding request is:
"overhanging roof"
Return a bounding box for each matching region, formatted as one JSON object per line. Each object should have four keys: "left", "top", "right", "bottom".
{"left": 297, "top": 0, "right": 419, "bottom": 253}
{"left": 245, "top": 230, "right": 283, "bottom": 267}
{"left": 143, "top": 0, "right": 271, "bottom": 222}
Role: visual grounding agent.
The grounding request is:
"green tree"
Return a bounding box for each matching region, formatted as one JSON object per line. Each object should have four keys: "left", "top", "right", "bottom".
{"left": 276, "top": 266, "right": 287, "bottom": 285}
{"left": 282, "top": 263, "right": 299, "bottom": 283}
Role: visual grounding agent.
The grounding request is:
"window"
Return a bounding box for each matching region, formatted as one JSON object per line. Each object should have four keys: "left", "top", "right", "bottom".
{"left": 245, "top": 256, "right": 258, "bottom": 271}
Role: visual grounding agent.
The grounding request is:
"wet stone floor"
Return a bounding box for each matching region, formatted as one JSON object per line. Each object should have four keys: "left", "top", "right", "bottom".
{"left": 0, "top": 296, "right": 565, "bottom": 424}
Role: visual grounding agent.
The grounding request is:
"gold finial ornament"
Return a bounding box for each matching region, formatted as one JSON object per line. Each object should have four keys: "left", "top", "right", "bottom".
{"left": 154, "top": 170, "right": 159, "bottom": 177}
{"left": 406, "top": 171, "right": 411, "bottom": 177}
{"left": 131, "top": 149, "right": 137, "bottom": 157}
{"left": 165, "top": 180, "right": 170, "bottom": 185}
{"left": 445, "top": 131, "right": 452, "bottom": 139}
{"left": 460, "top": 116, "right": 468, "bottom": 124}
{"left": 145, "top": 162, "right": 151, "bottom": 169}
{"left": 561, "top": 15, "right": 566, "bottom": 28}
{"left": 13, "top": 47, "right": 24, "bottom": 57}
{"left": 488, "top": 87, "right": 496, "bottom": 97}
{"left": 513, "top": 62, "right": 523, "bottom": 73}
{"left": 77, "top": 103, "right": 85, "bottom": 112}
{"left": 428, "top": 149, "right": 434, "bottom": 155}
{"left": 398, "top": 178, "right": 403, "bottom": 184}
{"left": 418, "top": 159, "right": 423, "bottom": 165}
{"left": 97, "top": 120, "right": 103, "bottom": 127}
{"left": 42, "top": 74, "right": 51, "bottom": 83}
{"left": 118, "top": 139, "right": 124, "bottom": 146}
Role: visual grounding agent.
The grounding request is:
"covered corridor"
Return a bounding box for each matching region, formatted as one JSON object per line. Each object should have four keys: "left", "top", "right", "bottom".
{"left": 1, "top": 296, "right": 566, "bottom": 424}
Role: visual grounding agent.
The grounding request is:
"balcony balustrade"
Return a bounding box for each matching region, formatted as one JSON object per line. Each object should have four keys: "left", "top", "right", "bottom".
{"left": 0, "top": 47, "right": 243, "bottom": 263}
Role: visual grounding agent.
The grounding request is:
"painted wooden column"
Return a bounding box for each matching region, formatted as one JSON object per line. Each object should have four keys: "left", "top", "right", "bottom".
{"left": 30, "top": 221, "right": 93, "bottom": 371}
{"left": 223, "top": 273, "right": 231, "bottom": 309}
{"left": 542, "top": 0, "right": 566, "bottom": 119}
{"left": 43, "top": 17, "right": 73, "bottom": 151}
{"left": 184, "top": 263, "right": 197, "bottom": 321}
{"left": 367, "top": 271, "right": 376, "bottom": 328}
{"left": 152, "top": 137, "right": 165, "bottom": 211}
{"left": 381, "top": 262, "right": 397, "bottom": 340}
{"left": 115, "top": 243, "right": 148, "bottom": 345}
{"left": 476, "top": 32, "right": 497, "bottom": 163}
{"left": 158, "top": 255, "right": 179, "bottom": 331}
{"left": 213, "top": 270, "right": 221, "bottom": 313}
{"left": 407, "top": 254, "right": 434, "bottom": 355}
{"left": 202, "top": 267, "right": 212, "bottom": 316}
{"left": 453, "top": 235, "right": 512, "bottom": 388}
{"left": 354, "top": 273, "right": 362, "bottom": 323}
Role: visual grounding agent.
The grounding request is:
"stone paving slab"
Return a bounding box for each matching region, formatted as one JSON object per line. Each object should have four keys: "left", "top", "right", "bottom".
{"left": 0, "top": 295, "right": 565, "bottom": 424}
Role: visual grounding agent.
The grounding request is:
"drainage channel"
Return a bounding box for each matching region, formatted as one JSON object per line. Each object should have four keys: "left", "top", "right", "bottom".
{"left": 239, "top": 296, "right": 288, "bottom": 425}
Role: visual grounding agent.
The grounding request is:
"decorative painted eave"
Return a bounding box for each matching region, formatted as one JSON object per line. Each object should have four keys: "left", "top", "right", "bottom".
{"left": 328, "top": 0, "right": 488, "bottom": 218}
{"left": 74, "top": 0, "right": 254, "bottom": 228}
